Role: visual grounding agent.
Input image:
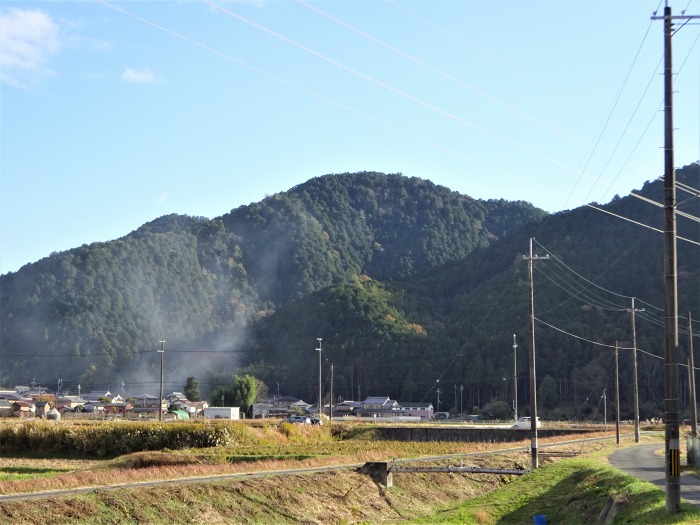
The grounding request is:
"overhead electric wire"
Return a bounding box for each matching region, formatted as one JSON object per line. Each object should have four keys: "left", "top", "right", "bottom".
{"left": 533, "top": 264, "right": 629, "bottom": 313}
{"left": 96, "top": 1, "right": 505, "bottom": 176}
{"left": 678, "top": 181, "right": 700, "bottom": 195}
{"left": 389, "top": 0, "right": 610, "bottom": 119}
{"left": 593, "top": 4, "right": 698, "bottom": 205}
{"left": 569, "top": 18, "right": 657, "bottom": 208}
{"left": 297, "top": 0, "right": 590, "bottom": 147}
{"left": 587, "top": 203, "right": 700, "bottom": 246}
{"left": 534, "top": 317, "right": 634, "bottom": 350}
{"left": 534, "top": 261, "right": 630, "bottom": 310}
{"left": 630, "top": 191, "right": 700, "bottom": 222}
{"left": 534, "top": 240, "right": 636, "bottom": 301}
{"left": 532, "top": 241, "right": 698, "bottom": 339}
{"left": 417, "top": 269, "right": 523, "bottom": 405}
{"left": 202, "top": 0, "right": 588, "bottom": 177}
{"left": 596, "top": 56, "right": 664, "bottom": 204}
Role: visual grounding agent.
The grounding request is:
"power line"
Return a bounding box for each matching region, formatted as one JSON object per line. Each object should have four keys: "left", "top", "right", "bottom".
{"left": 203, "top": 0, "right": 587, "bottom": 176}
{"left": 587, "top": 203, "right": 700, "bottom": 246}
{"left": 95, "top": 1, "right": 504, "bottom": 176}
{"left": 297, "top": 0, "right": 590, "bottom": 148}
{"left": 534, "top": 317, "right": 634, "bottom": 350}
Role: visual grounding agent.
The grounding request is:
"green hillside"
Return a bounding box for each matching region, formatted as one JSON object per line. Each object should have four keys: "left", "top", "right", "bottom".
{"left": 240, "top": 164, "right": 700, "bottom": 417}
{"left": 1, "top": 165, "right": 697, "bottom": 415}
{"left": 0, "top": 172, "right": 544, "bottom": 395}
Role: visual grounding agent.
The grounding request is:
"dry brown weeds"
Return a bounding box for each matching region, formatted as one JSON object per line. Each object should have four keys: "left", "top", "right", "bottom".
{"left": 0, "top": 430, "right": 612, "bottom": 498}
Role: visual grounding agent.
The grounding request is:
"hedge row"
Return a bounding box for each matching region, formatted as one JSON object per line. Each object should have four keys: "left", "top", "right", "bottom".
{"left": 0, "top": 421, "right": 247, "bottom": 456}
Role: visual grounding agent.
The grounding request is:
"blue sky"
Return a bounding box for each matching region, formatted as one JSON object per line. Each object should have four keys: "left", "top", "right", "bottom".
{"left": 1, "top": 0, "right": 699, "bottom": 275}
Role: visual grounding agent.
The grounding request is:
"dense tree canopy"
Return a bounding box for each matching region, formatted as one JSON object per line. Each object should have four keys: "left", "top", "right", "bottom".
{"left": 1, "top": 166, "right": 698, "bottom": 421}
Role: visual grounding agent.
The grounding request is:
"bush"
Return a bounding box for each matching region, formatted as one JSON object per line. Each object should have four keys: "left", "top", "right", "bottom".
{"left": 0, "top": 421, "right": 243, "bottom": 456}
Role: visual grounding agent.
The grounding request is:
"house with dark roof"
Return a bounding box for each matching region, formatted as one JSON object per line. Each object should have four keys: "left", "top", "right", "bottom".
{"left": 34, "top": 400, "right": 52, "bottom": 417}
{"left": 11, "top": 401, "right": 35, "bottom": 417}
{"left": 83, "top": 391, "right": 123, "bottom": 404}
{"left": 358, "top": 396, "right": 401, "bottom": 418}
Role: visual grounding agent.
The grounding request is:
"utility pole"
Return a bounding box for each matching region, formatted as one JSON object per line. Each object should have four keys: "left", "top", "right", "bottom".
{"left": 689, "top": 312, "right": 697, "bottom": 437}
{"left": 316, "top": 338, "right": 322, "bottom": 417}
{"left": 603, "top": 389, "right": 607, "bottom": 427}
{"left": 460, "top": 385, "right": 464, "bottom": 416}
{"left": 629, "top": 298, "right": 644, "bottom": 443}
{"left": 453, "top": 384, "right": 457, "bottom": 413}
{"left": 651, "top": 4, "right": 700, "bottom": 513}
{"left": 650, "top": 4, "right": 694, "bottom": 513}
{"left": 615, "top": 342, "right": 620, "bottom": 445}
{"left": 437, "top": 381, "right": 441, "bottom": 419}
{"left": 513, "top": 334, "right": 518, "bottom": 422}
{"left": 330, "top": 363, "right": 334, "bottom": 430}
{"left": 158, "top": 340, "right": 165, "bottom": 422}
{"left": 56, "top": 378, "right": 62, "bottom": 400}
{"left": 523, "top": 237, "right": 548, "bottom": 469}
{"left": 77, "top": 383, "right": 81, "bottom": 401}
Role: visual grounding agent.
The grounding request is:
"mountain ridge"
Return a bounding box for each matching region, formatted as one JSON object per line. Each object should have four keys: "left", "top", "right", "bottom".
{"left": 0, "top": 171, "right": 546, "bottom": 393}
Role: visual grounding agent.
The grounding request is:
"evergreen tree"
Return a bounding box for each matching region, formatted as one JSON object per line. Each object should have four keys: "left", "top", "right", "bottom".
{"left": 184, "top": 376, "right": 201, "bottom": 402}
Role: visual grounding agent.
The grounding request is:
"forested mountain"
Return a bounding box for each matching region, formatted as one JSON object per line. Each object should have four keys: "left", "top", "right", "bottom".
{"left": 0, "top": 172, "right": 545, "bottom": 394}
{"left": 241, "top": 164, "right": 700, "bottom": 419}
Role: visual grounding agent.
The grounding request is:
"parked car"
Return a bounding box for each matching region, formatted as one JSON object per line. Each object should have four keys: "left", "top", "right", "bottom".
{"left": 512, "top": 416, "right": 541, "bottom": 429}
{"left": 283, "top": 415, "right": 311, "bottom": 425}
{"left": 309, "top": 417, "right": 324, "bottom": 425}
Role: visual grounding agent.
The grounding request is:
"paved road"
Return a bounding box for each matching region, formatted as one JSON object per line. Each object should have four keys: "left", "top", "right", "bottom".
{"left": 609, "top": 443, "right": 700, "bottom": 507}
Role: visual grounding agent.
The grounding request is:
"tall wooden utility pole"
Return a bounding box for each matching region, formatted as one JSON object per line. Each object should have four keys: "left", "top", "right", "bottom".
{"left": 523, "top": 238, "right": 548, "bottom": 469}
{"left": 652, "top": 5, "right": 699, "bottom": 514}
{"left": 629, "top": 298, "right": 644, "bottom": 443}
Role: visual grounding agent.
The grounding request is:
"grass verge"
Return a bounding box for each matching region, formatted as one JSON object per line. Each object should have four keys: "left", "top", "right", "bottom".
{"left": 401, "top": 457, "right": 700, "bottom": 524}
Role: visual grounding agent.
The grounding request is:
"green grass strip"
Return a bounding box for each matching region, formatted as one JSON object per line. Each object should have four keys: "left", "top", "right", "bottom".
{"left": 404, "top": 458, "right": 700, "bottom": 524}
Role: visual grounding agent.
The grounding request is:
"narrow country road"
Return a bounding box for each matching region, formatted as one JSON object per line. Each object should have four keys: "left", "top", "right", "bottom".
{"left": 608, "top": 443, "right": 700, "bottom": 507}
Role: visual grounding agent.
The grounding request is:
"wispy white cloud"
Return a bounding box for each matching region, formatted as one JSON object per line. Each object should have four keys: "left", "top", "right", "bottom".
{"left": 0, "top": 8, "right": 60, "bottom": 87}
{"left": 122, "top": 67, "right": 161, "bottom": 84}
{"left": 155, "top": 192, "right": 170, "bottom": 205}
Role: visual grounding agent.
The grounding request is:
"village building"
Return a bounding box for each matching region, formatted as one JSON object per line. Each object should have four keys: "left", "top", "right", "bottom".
{"left": 357, "top": 396, "right": 401, "bottom": 418}
{"left": 398, "top": 402, "right": 434, "bottom": 420}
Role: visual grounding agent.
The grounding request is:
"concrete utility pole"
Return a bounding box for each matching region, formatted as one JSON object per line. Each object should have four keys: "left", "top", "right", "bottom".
{"left": 316, "top": 338, "right": 323, "bottom": 417}
{"left": 513, "top": 334, "right": 518, "bottom": 422}
{"left": 523, "top": 237, "right": 548, "bottom": 469}
{"left": 615, "top": 342, "right": 620, "bottom": 445}
{"left": 629, "top": 298, "right": 644, "bottom": 443}
{"left": 689, "top": 312, "right": 698, "bottom": 437}
{"left": 602, "top": 389, "right": 607, "bottom": 427}
{"left": 158, "top": 340, "right": 165, "bottom": 422}
{"left": 651, "top": 5, "right": 700, "bottom": 512}
{"left": 330, "top": 363, "right": 334, "bottom": 430}
{"left": 651, "top": 4, "right": 687, "bottom": 513}
{"left": 460, "top": 385, "right": 464, "bottom": 416}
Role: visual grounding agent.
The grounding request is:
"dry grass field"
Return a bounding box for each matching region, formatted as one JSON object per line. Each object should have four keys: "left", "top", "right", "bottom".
{"left": 0, "top": 419, "right": 665, "bottom": 524}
